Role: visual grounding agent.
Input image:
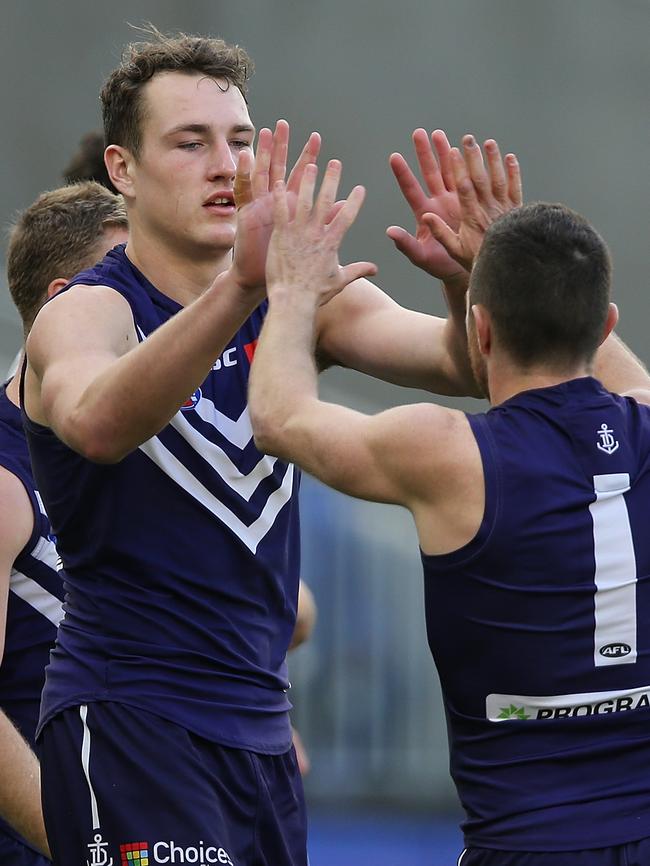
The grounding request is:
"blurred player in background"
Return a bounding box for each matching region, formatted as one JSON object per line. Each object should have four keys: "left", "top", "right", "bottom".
{"left": 249, "top": 139, "right": 650, "bottom": 865}
{"left": 21, "top": 26, "right": 484, "bottom": 866}
{"left": 0, "top": 181, "right": 128, "bottom": 864}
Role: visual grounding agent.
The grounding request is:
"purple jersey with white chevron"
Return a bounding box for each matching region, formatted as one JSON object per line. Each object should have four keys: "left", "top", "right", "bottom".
{"left": 23, "top": 244, "right": 300, "bottom": 753}
{"left": 422, "top": 378, "right": 650, "bottom": 851}
{"left": 0, "top": 383, "right": 63, "bottom": 851}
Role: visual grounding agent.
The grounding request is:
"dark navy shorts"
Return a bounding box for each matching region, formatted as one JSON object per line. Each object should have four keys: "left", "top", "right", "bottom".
{"left": 40, "top": 702, "right": 307, "bottom": 866}
{"left": 0, "top": 832, "right": 50, "bottom": 866}
{"left": 458, "top": 837, "right": 650, "bottom": 866}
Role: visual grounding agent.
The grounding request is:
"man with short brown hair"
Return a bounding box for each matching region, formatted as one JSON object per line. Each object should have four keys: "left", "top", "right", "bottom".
{"left": 23, "top": 29, "right": 482, "bottom": 866}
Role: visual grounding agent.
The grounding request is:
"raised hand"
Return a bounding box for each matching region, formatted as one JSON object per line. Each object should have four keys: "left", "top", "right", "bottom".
{"left": 230, "top": 120, "right": 322, "bottom": 291}
{"left": 387, "top": 129, "right": 466, "bottom": 282}
{"left": 266, "top": 160, "right": 377, "bottom": 307}
{"left": 423, "top": 135, "right": 522, "bottom": 272}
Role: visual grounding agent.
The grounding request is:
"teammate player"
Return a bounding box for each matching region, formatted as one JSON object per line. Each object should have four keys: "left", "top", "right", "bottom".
{"left": 249, "top": 146, "right": 650, "bottom": 864}
{"left": 20, "top": 31, "right": 483, "bottom": 866}
{"left": 0, "top": 181, "right": 128, "bottom": 864}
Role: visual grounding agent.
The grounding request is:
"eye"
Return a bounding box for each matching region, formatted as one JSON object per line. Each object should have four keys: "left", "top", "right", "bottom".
{"left": 230, "top": 140, "right": 251, "bottom": 150}
{"left": 178, "top": 141, "right": 203, "bottom": 151}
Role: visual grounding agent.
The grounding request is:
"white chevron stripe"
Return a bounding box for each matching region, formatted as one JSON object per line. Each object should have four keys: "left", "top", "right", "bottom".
{"left": 10, "top": 569, "right": 64, "bottom": 626}
{"left": 194, "top": 399, "right": 253, "bottom": 449}
{"left": 167, "top": 412, "right": 276, "bottom": 501}
{"left": 139, "top": 436, "right": 293, "bottom": 553}
{"left": 136, "top": 325, "right": 254, "bottom": 449}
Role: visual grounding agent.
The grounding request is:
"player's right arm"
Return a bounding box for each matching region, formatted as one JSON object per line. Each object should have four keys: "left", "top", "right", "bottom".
{"left": 0, "top": 466, "right": 51, "bottom": 858}
{"left": 24, "top": 123, "right": 320, "bottom": 464}
{"left": 24, "top": 273, "right": 262, "bottom": 463}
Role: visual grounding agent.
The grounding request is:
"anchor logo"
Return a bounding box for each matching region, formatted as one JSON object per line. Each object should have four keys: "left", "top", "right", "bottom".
{"left": 596, "top": 422, "right": 619, "bottom": 455}
{"left": 86, "top": 833, "right": 113, "bottom": 866}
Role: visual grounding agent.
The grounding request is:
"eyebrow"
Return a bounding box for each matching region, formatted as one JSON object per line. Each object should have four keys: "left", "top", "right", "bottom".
{"left": 164, "top": 122, "right": 256, "bottom": 138}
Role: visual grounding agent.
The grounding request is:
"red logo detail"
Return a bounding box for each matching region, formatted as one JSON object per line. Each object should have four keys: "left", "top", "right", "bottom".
{"left": 119, "top": 841, "right": 149, "bottom": 865}
{"left": 244, "top": 340, "right": 258, "bottom": 363}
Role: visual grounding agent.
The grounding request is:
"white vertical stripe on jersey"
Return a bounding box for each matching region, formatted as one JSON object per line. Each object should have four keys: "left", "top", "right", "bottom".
{"left": 139, "top": 435, "right": 294, "bottom": 553}
{"left": 590, "top": 473, "right": 637, "bottom": 666}
{"left": 79, "top": 705, "right": 100, "bottom": 831}
{"left": 10, "top": 570, "right": 64, "bottom": 626}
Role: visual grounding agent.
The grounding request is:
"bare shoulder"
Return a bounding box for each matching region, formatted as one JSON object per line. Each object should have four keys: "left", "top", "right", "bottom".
{"left": 371, "top": 401, "right": 479, "bottom": 500}
{"left": 27, "top": 283, "right": 137, "bottom": 372}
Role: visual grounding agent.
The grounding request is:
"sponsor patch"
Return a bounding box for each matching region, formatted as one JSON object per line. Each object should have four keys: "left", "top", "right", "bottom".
{"left": 487, "top": 683, "right": 650, "bottom": 721}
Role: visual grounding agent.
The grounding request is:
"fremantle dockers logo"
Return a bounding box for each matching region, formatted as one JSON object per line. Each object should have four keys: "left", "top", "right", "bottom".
{"left": 596, "top": 423, "right": 619, "bottom": 455}
{"left": 180, "top": 388, "right": 202, "bottom": 412}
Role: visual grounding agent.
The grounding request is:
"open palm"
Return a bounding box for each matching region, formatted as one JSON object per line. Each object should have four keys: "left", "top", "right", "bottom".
{"left": 387, "top": 129, "right": 466, "bottom": 281}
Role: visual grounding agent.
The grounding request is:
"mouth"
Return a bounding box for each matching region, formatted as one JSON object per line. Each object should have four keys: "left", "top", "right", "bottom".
{"left": 203, "top": 194, "right": 236, "bottom": 215}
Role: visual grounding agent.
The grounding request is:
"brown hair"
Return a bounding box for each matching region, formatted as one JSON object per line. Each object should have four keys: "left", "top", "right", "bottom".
{"left": 470, "top": 202, "right": 612, "bottom": 368}
{"left": 101, "top": 25, "right": 253, "bottom": 157}
{"left": 62, "top": 130, "right": 117, "bottom": 194}
{"left": 6, "top": 182, "right": 128, "bottom": 335}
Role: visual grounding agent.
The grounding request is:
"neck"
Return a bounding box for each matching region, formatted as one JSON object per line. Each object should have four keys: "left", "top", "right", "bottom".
{"left": 488, "top": 359, "right": 592, "bottom": 406}
{"left": 125, "top": 225, "right": 233, "bottom": 307}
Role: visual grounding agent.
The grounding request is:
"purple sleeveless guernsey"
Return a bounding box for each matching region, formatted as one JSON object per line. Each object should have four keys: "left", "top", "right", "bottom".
{"left": 422, "top": 378, "right": 650, "bottom": 851}
{"left": 0, "top": 383, "right": 63, "bottom": 849}
{"left": 23, "top": 245, "right": 300, "bottom": 753}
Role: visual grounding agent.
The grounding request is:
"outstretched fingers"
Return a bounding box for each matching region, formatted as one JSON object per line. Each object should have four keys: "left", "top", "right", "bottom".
{"left": 287, "top": 132, "right": 322, "bottom": 194}
{"left": 271, "top": 180, "right": 291, "bottom": 231}
{"left": 295, "top": 163, "right": 318, "bottom": 224}
{"left": 450, "top": 148, "right": 481, "bottom": 219}
{"left": 234, "top": 147, "right": 254, "bottom": 209}
{"left": 389, "top": 151, "right": 427, "bottom": 214}
{"left": 461, "top": 134, "right": 491, "bottom": 204}
{"left": 413, "top": 128, "right": 445, "bottom": 197}
{"left": 505, "top": 153, "right": 522, "bottom": 205}
{"left": 431, "top": 129, "right": 455, "bottom": 191}
{"left": 252, "top": 127, "right": 273, "bottom": 198}
{"left": 313, "top": 160, "right": 342, "bottom": 226}
{"left": 484, "top": 138, "right": 508, "bottom": 205}
{"left": 327, "top": 184, "right": 366, "bottom": 245}
{"left": 269, "top": 120, "right": 290, "bottom": 187}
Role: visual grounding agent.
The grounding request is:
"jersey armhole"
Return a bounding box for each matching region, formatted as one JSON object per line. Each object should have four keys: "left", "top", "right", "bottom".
{"left": 421, "top": 412, "right": 501, "bottom": 568}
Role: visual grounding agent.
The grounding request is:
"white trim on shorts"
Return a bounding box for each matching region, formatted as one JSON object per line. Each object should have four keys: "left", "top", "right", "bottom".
{"left": 79, "top": 705, "right": 100, "bottom": 830}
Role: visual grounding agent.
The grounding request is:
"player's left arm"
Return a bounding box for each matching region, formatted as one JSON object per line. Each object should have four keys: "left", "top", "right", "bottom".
{"left": 314, "top": 275, "right": 475, "bottom": 396}
{"left": 249, "top": 161, "right": 453, "bottom": 507}
{"left": 593, "top": 326, "right": 650, "bottom": 405}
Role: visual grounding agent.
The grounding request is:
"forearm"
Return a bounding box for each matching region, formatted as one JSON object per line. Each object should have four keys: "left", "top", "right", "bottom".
{"left": 593, "top": 332, "right": 650, "bottom": 396}
{"left": 250, "top": 290, "right": 319, "bottom": 458}
{"left": 0, "top": 712, "right": 50, "bottom": 858}
{"left": 438, "top": 273, "right": 481, "bottom": 396}
{"left": 56, "top": 274, "right": 263, "bottom": 462}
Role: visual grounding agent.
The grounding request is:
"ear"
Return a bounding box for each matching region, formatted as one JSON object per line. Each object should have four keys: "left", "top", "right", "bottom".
{"left": 471, "top": 303, "right": 492, "bottom": 357}
{"left": 104, "top": 144, "right": 135, "bottom": 198}
{"left": 600, "top": 302, "right": 619, "bottom": 344}
{"left": 46, "top": 277, "right": 69, "bottom": 299}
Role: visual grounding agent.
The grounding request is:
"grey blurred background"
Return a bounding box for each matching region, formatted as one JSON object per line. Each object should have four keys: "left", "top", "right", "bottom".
{"left": 1, "top": 0, "right": 648, "bottom": 861}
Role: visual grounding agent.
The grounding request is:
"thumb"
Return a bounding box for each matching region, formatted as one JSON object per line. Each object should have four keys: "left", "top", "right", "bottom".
{"left": 339, "top": 261, "right": 378, "bottom": 286}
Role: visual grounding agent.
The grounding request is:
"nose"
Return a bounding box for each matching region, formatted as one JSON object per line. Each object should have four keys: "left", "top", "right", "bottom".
{"left": 208, "top": 137, "right": 237, "bottom": 181}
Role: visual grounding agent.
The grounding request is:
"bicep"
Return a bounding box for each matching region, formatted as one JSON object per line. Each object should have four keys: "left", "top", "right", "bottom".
{"left": 280, "top": 400, "right": 446, "bottom": 506}
{"left": 26, "top": 285, "right": 136, "bottom": 434}
{"left": 315, "top": 278, "right": 453, "bottom": 392}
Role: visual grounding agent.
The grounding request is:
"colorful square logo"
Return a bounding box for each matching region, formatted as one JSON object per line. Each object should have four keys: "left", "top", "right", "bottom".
{"left": 120, "top": 842, "right": 149, "bottom": 866}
